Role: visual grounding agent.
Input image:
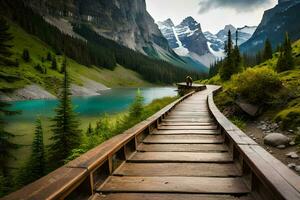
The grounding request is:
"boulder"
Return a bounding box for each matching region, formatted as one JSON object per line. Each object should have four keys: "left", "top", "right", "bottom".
{"left": 236, "top": 99, "right": 260, "bottom": 117}
{"left": 264, "top": 133, "right": 290, "bottom": 147}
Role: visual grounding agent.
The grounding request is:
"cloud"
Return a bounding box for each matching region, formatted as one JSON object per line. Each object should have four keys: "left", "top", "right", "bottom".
{"left": 198, "top": 0, "right": 272, "bottom": 13}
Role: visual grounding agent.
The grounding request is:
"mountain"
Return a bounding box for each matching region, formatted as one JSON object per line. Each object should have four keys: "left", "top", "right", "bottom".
{"left": 158, "top": 17, "right": 213, "bottom": 70}
{"left": 205, "top": 25, "right": 257, "bottom": 58}
{"left": 240, "top": 0, "right": 300, "bottom": 54}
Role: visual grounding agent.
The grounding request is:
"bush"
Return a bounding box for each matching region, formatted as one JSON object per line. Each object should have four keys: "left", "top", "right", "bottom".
{"left": 230, "top": 67, "right": 282, "bottom": 104}
{"left": 275, "top": 107, "right": 300, "bottom": 130}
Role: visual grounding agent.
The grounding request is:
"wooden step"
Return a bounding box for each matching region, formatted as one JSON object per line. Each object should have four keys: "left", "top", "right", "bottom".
{"left": 113, "top": 163, "right": 241, "bottom": 177}
{"left": 143, "top": 135, "right": 224, "bottom": 144}
{"left": 137, "top": 143, "right": 228, "bottom": 152}
{"left": 92, "top": 193, "right": 254, "bottom": 200}
{"left": 158, "top": 125, "right": 218, "bottom": 130}
{"left": 152, "top": 129, "right": 220, "bottom": 135}
{"left": 128, "top": 152, "right": 232, "bottom": 163}
{"left": 160, "top": 122, "right": 216, "bottom": 126}
{"left": 162, "top": 119, "right": 214, "bottom": 123}
{"left": 97, "top": 176, "right": 250, "bottom": 194}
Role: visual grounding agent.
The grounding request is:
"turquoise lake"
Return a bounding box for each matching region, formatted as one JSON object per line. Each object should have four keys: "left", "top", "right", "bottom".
{"left": 7, "top": 87, "right": 177, "bottom": 122}
{"left": 6, "top": 87, "right": 177, "bottom": 166}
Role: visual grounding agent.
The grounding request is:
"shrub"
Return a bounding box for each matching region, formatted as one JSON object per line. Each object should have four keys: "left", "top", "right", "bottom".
{"left": 275, "top": 107, "right": 300, "bottom": 130}
{"left": 230, "top": 67, "right": 282, "bottom": 104}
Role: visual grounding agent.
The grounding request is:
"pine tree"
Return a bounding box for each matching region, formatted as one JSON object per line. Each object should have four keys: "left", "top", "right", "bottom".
{"left": 0, "top": 17, "right": 14, "bottom": 66}
{"left": 48, "top": 58, "right": 82, "bottom": 167}
{"left": 60, "top": 56, "right": 66, "bottom": 73}
{"left": 263, "top": 39, "right": 273, "bottom": 61}
{"left": 220, "top": 30, "right": 234, "bottom": 81}
{"left": 0, "top": 101, "right": 19, "bottom": 196}
{"left": 128, "top": 89, "right": 144, "bottom": 120}
{"left": 276, "top": 32, "right": 294, "bottom": 72}
{"left": 51, "top": 57, "right": 57, "bottom": 70}
{"left": 22, "top": 48, "right": 30, "bottom": 62}
{"left": 20, "top": 118, "right": 45, "bottom": 185}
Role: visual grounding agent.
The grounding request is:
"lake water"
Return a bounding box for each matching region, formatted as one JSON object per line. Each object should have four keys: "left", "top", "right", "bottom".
{"left": 6, "top": 87, "right": 177, "bottom": 167}
{"left": 7, "top": 87, "right": 177, "bottom": 122}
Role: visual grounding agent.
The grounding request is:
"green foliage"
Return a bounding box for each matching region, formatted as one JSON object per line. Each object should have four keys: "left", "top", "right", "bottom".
{"left": 67, "top": 96, "right": 178, "bottom": 161}
{"left": 263, "top": 39, "right": 273, "bottom": 61}
{"left": 22, "top": 48, "right": 30, "bottom": 62}
{"left": 276, "top": 33, "right": 294, "bottom": 72}
{"left": 18, "top": 118, "right": 45, "bottom": 185}
{"left": 46, "top": 52, "right": 52, "bottom": 61}
{"left": 51, "top": 57, "right": 57, "bottom": 70}
{"left": 48, "top": 62, "right": 82, "bottom": 167}
{"left": 229, "top": 116, "right": 246, "bottom": 130}
{"left": 275, "top": 107, "right": 300, "bottom": 130}
{"left": 128, "top": 89, "right": 144, "bottom": 121}
{"left": 0, "top": 17, "right": 14, "bottom": 66}
{"left": 231, "top": 67, "right": 282, "bottom": 104}
{"left": 219, "top": 30, "right": 242, "bottom": 81}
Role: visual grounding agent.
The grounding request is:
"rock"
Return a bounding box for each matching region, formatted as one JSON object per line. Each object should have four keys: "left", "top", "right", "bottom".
{"left": 288, "top": 163, "right": 296, "bottom": 168}
{"left": 295, "top": 166, "right": 300, "bottom": 172}
{"left": 260, "top": 125, "right": 268, "bottom": 131}
{"left": 286, "top": 152, "right": 299, "bottom": 159}
{"left": 264, "top": 133, "right": 291, "bottom": 147}
{"left": 288, "top": 130, "right": 294, "bottom": 133}
{"left": 236, "top": 100, "right": 260, "bottom": 116}
{"left": 289, "top": 141, "right": 296, "bottom": 146}
{"left": 276, "top": 145, "right": 286, "bottom": 149}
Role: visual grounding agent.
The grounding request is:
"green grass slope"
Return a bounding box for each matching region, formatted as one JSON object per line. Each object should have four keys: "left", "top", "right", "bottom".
{"left": 199, "top": 39, "right": 300, "bottom": 131}
{"left": 0, "top": 20, "right": 150, "bottom": 95}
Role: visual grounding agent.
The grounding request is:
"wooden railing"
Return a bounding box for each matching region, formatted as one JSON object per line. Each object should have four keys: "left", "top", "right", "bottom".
{"left": 207, "top": 86, "right": 300, "bottom": 200}
{"left": 3, "top": 88, "right": 203, "bottom": 200}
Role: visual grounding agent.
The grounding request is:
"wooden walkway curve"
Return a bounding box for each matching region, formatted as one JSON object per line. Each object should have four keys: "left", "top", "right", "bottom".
{"left": 4, "top": 85, "right": 300, "bottom": 200}
{"left": 93, "top": 87, "right": 252, "bottom": 200}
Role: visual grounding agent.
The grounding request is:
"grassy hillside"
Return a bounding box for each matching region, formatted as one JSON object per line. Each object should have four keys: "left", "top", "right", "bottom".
{"left": 0, "top": 20, "right": 150, "bottom": 95}
{"left": 198, "top": 39, "right": 300, "bottom": 131}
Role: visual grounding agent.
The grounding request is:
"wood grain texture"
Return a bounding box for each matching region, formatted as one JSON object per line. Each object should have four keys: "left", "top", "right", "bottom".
{"left": 138, "top": 143, "right": 228, "bottom": 152}
{"left": 97, "top": 176, "right": 250, "bottom": 194}
{"left": 143, "top": 134, "right": 224, "bottom": 144}
{"left": 92, "top": 193, "right": 254, "bottom": 200}
{"left": 113, "top": 163, "right": 241, "bottom": 177}
{"left": 128, "top": 152, "right": 232, "bottom": 163}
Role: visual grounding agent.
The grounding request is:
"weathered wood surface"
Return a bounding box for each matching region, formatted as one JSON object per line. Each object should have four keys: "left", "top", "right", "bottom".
{"left": 137, "top": 143, "right": 228, "bottom": 152}
{"left": 92, "top": 193, "right": 253, "bottom": 200}
{"left": 97, "top": 176, "right": 250, "bottom": 194}
{"left": 113, "top": 163, "right": 241, "bottom": 177}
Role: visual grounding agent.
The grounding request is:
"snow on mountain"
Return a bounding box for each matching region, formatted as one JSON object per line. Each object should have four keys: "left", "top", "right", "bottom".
{"left": 204, "top": 25, "right": 257, "bottom": 58}
{"left": 158, "top": 17, "right": 214, "bottom": 68}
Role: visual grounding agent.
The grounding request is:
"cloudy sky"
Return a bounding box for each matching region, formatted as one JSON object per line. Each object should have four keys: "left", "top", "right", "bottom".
{"left": 146, "top": 0, "right": 277, "bottom": 34}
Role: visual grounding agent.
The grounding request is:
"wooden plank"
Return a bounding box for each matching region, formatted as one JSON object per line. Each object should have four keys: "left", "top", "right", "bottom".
{"left": 158, "top": 125, "right": 218, "bottom": 130}
{"left": 113, "top": 163, "right": 241, "bottom": 177}
{"left": 128, "top": 152, "right": 232, "bottom": 163}
{"left": 137, "top": 143, "right": 228, "bottom": 152}
{"left": 152, "top": 129, "right": 220, "bottom": 135}
{"left": 160, "top": 122, "right": 215, "bottom": 126}
{"left": 97, "top": 176, "right": 250, "bottom": 194}
{"left": 92, "top": 193, "right": 254, "bottom": 200}
{"left": 143, "top": 135, "right": 224, "bottom": 144}
{"left": 162, "top": 119, "right": 214, "bottom": 123}
{"left": 166, "top": 116, "right": 211, "bottom": 119}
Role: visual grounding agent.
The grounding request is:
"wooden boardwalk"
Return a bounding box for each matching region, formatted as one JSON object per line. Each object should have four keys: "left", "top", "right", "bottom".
{"left": 5, "top": 86, "right": 300, "bottom": 200}
{"left": 94, "top": 88, "right": 252, "bottom": 200}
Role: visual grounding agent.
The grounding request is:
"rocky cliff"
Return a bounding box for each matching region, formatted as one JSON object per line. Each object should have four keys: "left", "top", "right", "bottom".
{"left": 24, "top": 0, "right": 175, "bottom": 57}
